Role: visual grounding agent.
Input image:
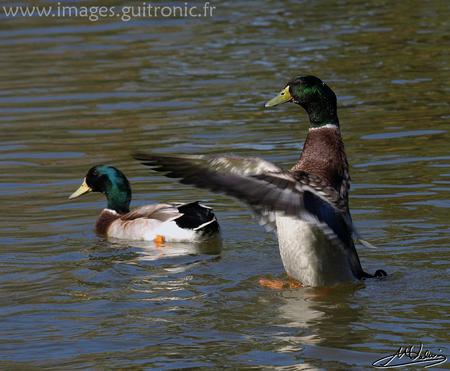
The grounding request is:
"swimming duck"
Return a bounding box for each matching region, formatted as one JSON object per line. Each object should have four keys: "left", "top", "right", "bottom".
{"left": 69, "top": 165, "right": 219, "bottom": 243}
{"left": 133, "top": 75, "right": 386, "bottom": 287}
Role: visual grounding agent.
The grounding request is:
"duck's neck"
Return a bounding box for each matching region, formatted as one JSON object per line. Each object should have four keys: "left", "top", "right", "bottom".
{"left": 305, "top": 100, "right": 339, "bottom": 129}
{"left": 104, "top": 181, "right": 131, "bottom": 214}
{"left": 292, "top": 125, "right": 349, "bottom": 192}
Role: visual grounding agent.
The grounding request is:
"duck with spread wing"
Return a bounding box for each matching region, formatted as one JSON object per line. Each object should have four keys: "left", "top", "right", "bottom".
{"left": 133, "top": 75, "right": 386, "bottom": 287}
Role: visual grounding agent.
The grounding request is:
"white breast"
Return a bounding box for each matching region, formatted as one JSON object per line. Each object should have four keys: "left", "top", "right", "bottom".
{"left": 107, "top": 219, "right": 197, "bottom": 242}
{"left": 275, "top": 214, "right": 356, "bottom": 286}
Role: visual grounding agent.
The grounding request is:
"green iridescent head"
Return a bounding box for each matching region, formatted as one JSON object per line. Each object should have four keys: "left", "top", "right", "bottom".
{"left": 69, "top": 165, "right": 131, "bottom": 213}
{"left": 265, "top": 75, "right": 339, "bottom": 128}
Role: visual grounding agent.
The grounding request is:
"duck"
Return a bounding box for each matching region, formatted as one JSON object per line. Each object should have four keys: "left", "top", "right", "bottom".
{"left": 68, "top": 165, "right": 220, "bottom": 243}
{"left": 133, "top": 75, "right": 386, "bottom": 287}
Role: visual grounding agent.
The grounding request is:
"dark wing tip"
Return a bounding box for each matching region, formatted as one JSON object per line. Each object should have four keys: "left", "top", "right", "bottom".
{"left": 132, "top": 150, "right": 148, "bottom": 160}
{"left": 132, "top": 151, "right": 163, "bottom": 164}
{"left": 132, "top": 151, "right": 156, "bottom": 167}
{"left": 132, "top": 152, "right": 183, "bottom": 177}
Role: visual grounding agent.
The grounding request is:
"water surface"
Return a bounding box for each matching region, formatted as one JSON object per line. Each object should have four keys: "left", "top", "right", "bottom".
{"left": 0, "top": 0, "right": 449, "bottom": 369}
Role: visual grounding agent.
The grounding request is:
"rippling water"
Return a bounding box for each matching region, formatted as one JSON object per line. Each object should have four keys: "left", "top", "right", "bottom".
{"left": 1, "top": 0, "right": 449, "bottom": 369}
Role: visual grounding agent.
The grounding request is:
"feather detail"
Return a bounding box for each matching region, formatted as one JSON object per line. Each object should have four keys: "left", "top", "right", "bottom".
{"left": 120, "top": 204, "right": 182, "bottom": 223}
{"left": 133, "top": 153, "right": 356, "bottom": 241}
{"left": 291, "top": 125, "right": 349, "bottom": 200}
{"left": 356, "top": 238, "right": 379, "bottom": 249}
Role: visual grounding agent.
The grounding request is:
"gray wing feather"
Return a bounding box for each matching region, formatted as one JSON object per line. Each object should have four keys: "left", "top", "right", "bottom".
{"left": 122, "top": 204, "right": 181, "bottom": 222}
{"left": 133, "top": 152, "right": 352, "bottom": 230}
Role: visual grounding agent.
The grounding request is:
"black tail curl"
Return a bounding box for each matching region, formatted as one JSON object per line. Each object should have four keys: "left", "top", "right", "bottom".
{"left": 374, "top": 269, "right": 387, "bottom": 278}
{"left": 361, "top": 269, "right": 387, "bottom": 280}
{"left": 175, "top": 201, "right": 220, "bottom": 236}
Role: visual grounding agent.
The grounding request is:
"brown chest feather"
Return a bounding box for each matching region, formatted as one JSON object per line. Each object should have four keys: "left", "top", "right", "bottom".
{"left": 95, "top": 210, "right": 121, "bottom": 236}
{"left": 291, "top": 127, "right": 350, "bottom": 201}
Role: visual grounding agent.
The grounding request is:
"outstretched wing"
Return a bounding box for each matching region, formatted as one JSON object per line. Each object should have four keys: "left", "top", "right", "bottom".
{"left": 133, "top": 152, "right": 353, "bottom": 235}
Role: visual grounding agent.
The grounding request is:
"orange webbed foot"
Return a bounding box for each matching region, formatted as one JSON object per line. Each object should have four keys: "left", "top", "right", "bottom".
{"left": 154, "top": 234, "right": 166, "bottom": 248}
{"left": 259, "top": 276, "right": 303, "bottom": 290}
{"left": 287, "top": 276, "right": 302, "bottom": 289}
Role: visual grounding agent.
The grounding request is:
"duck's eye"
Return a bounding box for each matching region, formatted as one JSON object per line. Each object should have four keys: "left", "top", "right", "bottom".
{"left": 281, "top": 92, "right": 285, "bottom": 95}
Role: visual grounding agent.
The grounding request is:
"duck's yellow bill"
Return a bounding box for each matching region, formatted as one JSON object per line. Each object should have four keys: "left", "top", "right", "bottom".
{"left": 69, "top": 178, "right": 92, "bottom": 199}
{"left": 264, "top": 86, "right": 293, "bottom": 107}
